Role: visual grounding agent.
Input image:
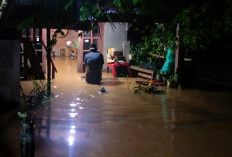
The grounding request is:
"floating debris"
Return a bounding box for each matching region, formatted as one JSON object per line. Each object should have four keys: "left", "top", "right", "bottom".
{"left": 134, "top": 82, "right": 166, "bottom": 94}
{"left": 98, "top": 87, "right": 106, "bottom": 94}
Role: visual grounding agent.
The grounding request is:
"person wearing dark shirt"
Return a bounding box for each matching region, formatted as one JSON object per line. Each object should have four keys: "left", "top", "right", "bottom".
{"left": 84, "top": 44, "right": 104, "bottom": 84}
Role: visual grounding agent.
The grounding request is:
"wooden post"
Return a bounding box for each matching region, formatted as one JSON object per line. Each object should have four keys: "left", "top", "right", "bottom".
{"left": 47, "top": 28, "right": 51, "bottom": 96}
{"left": 175, "top": 23, "right": 180, "bottom": 74}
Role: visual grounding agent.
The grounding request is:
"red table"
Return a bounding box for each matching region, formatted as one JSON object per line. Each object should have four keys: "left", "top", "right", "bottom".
{"left": 106, "top": 62, "right": 132, "bottom": 78}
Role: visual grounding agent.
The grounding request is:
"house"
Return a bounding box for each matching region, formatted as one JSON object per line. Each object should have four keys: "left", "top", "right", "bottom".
{"left": 51, "top": 22, "right": 130, "bottom": 72}
{"left": 0, "top": 0, "right": 130, "bottom": 110}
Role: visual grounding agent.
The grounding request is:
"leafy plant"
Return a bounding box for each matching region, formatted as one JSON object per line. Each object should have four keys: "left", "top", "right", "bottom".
{"left": 19, "top": 79, "right": 51, "bottom": 156}
{"left": 49, "top": 29, "right": 66, "bottom": 49}
{"left": 130, "top": 22, "right": 176, "bottom": 69}
{"left": 134, "top": 82, "right": 165, "bottom": 94}
{"left": 174, "top": 2, "right": 232, "bottom": 58}
{"left": 21, "top": 80, "right": 51, "bottom": 110}
{"left": 150, "top": 23, "right": 176, "bottom": 57}
{"left": 168, "top": 74, "right": 180, "bottom": 88}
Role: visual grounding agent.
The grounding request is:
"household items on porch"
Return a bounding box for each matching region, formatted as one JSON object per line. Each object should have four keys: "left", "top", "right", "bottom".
{"left": 130, "top": 65, "right": 154, "bottom": 80}
{"left": 106, "top": 48, "right": 126, "bottom": 63}
{"left": 107, "top": 62, "right": 132, "bottom": 78}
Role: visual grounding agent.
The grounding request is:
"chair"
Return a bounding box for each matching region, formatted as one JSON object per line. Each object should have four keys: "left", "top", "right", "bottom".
{"left": 106, "top": 62, "right": 132, "bottom": 78}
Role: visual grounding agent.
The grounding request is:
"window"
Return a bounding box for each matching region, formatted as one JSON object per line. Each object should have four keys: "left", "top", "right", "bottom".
{"left": 82, "top": 24, "right": 101, "bottom": 52}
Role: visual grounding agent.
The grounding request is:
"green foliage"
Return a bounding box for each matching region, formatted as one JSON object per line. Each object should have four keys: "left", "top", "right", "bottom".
{"left": 113, "top": 0, "right": 122, "bottom": 8}
{"left": 150, "top": 23, "right": 176, "bottom": 56}
{"left": 133, "top": 0, "right": 139, "bottom": 5}
{"left": 130, "top": 22, "right": 176, "bottom": 70}
{"left": 133, "top": 82, "right": 165, "bottom": 94}
{"left": 30, "top": 80, "right": 48, "bottom": 96}
{"left": 65, "top": 0, "right": 75, "bottom": 11}
{"left": 80, "top": 1, "right": 102, "bottom": 21}
{"left": 174, "top": 1, "right": 232, "bottom": 57}
{"left": 17, "top": 18, "right": 34, "bottom": 30}
{"left": 130, "top": 0, "right": 232, "bottom": 79}
{"left": 130, "top": 42, "right": 151, "bottom": 67}
{"left": 21, "top": 80, "right": 51, "bottom": 110}
{"left": 168, "top": 74, "right": 180, "bottom": 88}
{"left": 15, "top": 0, "right": 79, "bottom": 30}
{"left": 48, "top": 29, "right": 65, "bottom": 49}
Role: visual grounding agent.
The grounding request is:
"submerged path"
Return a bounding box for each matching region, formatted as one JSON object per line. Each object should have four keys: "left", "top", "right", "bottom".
{"left": 1, "top": 57, "right": 232, "bottom": 157}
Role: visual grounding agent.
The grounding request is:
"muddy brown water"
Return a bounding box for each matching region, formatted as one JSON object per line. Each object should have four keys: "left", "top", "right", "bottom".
{"left": 1, "top": 57, "right": 232, "bottom": 157}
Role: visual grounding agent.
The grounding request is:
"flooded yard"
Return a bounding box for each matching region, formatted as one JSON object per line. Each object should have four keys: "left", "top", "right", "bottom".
{"left": 1, "top": 57, "right": 232, "bottom": 157}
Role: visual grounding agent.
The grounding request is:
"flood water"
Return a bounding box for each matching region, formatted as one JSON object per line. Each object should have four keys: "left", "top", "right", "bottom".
{"left": 1, "top": 57, "right": 232, "bottom": 157}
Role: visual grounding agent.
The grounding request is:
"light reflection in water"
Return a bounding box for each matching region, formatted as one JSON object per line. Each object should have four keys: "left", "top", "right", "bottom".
{"left": 55, "top": 95, "right": 59, "bottom": 98}
{"left": 79, "top": 106, "right": 84, "bottom": 110}
{"left": 160, "top": 95, "right": 175, "bottom": 152}
{"left": 68, "top": 136, "right": 75, "bottom": 146}
{"left": 76, "top": 98, "right": 80, "bottom": 101}
{"left": 69, "top": 113, "right": 78, "bottom": 118}
{"left": 70, "top": 103, "right": 77, "bottom": 107}
{"left": 71, "top": 125, "right": 76, "bottom": 129}
{"left": 70, "top": 129, "right": 76, "bottom": 134}
{"left": 53, "top": 85, "right": 57, "bottom": 88}
{"left": 68, "top": 126, "right": 76, "bottom": 147}
{"left": 76, "top": 102, "right": 81, "bottom": 105}
{"left": 71, "top": 109, "right": 75, "bottom": 112}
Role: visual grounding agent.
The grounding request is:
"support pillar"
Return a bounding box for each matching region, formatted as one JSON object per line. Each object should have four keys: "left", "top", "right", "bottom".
{"left": 175, "top": 23, "right": 180, "bottom": 74}
{"left": 46, "top": 28, "right": 51, "bottom": 96}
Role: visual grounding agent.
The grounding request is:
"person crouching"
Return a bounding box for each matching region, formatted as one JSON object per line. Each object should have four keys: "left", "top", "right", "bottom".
{"left": 84, "top": 44, "right": 104, "bottom": 84}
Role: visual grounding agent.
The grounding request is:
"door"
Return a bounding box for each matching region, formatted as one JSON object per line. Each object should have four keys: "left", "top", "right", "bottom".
{"left": 82, "top": 23, "right": 103, "bottom": 71}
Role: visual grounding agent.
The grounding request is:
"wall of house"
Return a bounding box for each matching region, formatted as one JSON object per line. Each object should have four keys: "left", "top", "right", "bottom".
{"left": 102, "top": 22, "right": 129, "bottom": 69}
{"left": 0, "top": 40, "right": 20, "bottom": 105}
{"left": 51, "top": 29, "right": 79, "bottom": 58}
